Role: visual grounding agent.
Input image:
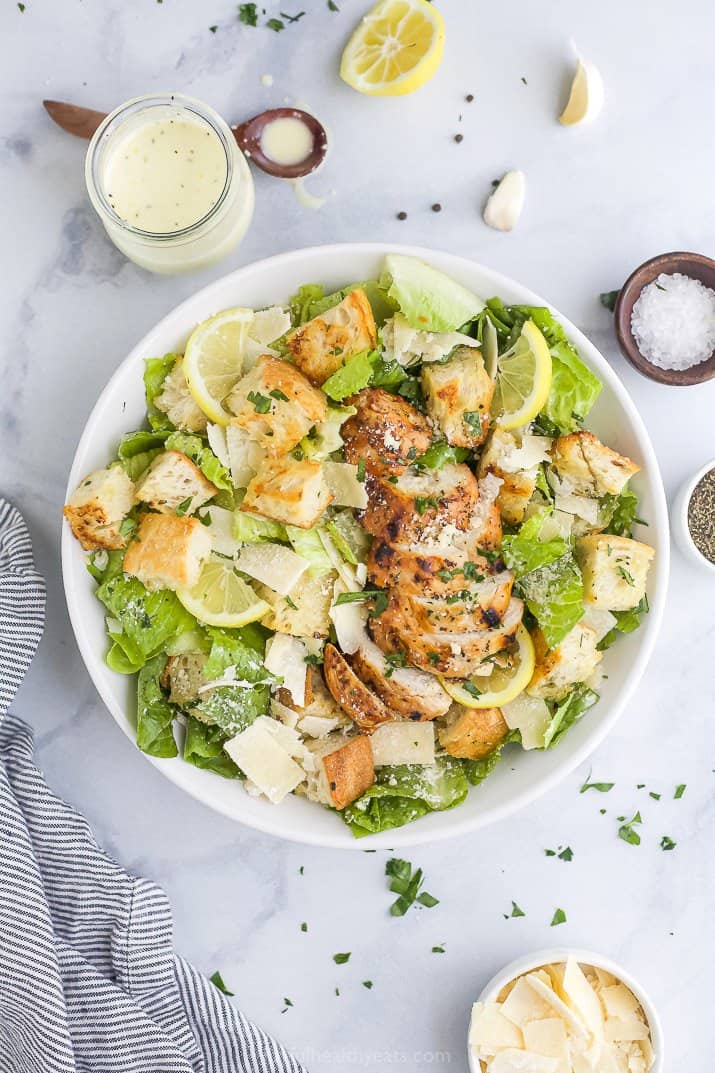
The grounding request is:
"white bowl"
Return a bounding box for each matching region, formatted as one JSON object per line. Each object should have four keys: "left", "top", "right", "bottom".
{"left": 62, "top": 243, "right": 669, "bottom": 848}
{"left": 671, "top": 458, "right": 715, "bottom": 573}
{"left": 467, "top": 946, "right": 664, "bottom": 1073}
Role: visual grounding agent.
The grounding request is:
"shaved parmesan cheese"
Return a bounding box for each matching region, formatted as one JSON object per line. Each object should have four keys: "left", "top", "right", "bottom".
{"left": 236, "top": 542, "right": 309, "bottom": 595}
{"left": 469, "top": 1002, "right": 524, "bottom": 1053}
{"left": 500, "top": 978, "right": 554, "bottom": 1028}
{"left": 251, "top": 306, "right": 291, "bottom": 346}
{"left": 264, "top": 634, "right": 308, "bottom": 707}
{"left": 322, "top": 461, "right": 368, "bottom": 509}
{"left": 270, "top": 697, "right": 300, "bottom": 729}
{"left": 554, "top": 491, "right": 599, "bottom": 525}
{"left": 224, "top": 718, "right": 305, "bottom": 803}
{"left": 370, "top": 722, "right": 435, "bottom": 767}
{"left": 496, "top": 434, "right": 552, "bottom": 474}
{"left": 599, "top": 983, "right": 642, "bottom": 1022}
{"left": 226, "top": 424, "right": 265, "bottom": 489}
{"left": 525, "top": 974, "right": 589, "bottom": 1039}
{"left": 206, "top": 423, "right": 231, "bottom": 468}
{"left": 604, "top": 1018, "right": 650, "bottom": 1043}
{"left": 538, "top": 509, "right": 574, "bottom": 542}
{"left": 563, "top": 957, "right": 604, "bottom": 1040}
{"left": 522, "top": 1019, "right": 569, "bottom": 1062}
{"left": 382, "top": 312, "right": 480, "bottom": 368}
{"left": 501, "top": 693, "right": 551, "bottom": 750}
{"left": 329, "top": 593, "right": 369, "bottom": 654}
{"left": 200, "top": 505, "right": 238, "bottom": 556}
{"left": 298, "top": 714, "right": 343, "bottom": 738}
{"left": 489, "top": 1049, "right": 560, "bottom": 1073}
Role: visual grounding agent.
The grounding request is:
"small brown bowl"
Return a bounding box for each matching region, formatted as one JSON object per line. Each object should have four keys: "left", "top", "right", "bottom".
{"left": 614, "top": 251, "right": 715, "bottom": 385}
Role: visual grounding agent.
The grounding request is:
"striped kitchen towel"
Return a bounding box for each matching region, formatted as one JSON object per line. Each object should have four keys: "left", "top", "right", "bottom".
{"left": 0, "top": 497, "right": 306, "bottom": 1073}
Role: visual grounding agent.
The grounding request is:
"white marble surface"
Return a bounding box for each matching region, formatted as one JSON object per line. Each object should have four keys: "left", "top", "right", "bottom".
{"left": 1, "top": 1, "right": 714, "bottom": 1068}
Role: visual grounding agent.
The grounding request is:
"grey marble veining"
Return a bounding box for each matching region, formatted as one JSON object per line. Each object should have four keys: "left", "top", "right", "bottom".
{"left": 1, "top": 1, "right": 714, "bottom": 1069}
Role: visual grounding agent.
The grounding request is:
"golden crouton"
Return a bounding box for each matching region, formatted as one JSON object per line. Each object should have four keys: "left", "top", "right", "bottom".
{"left": 437, "top": 705, "right": 509, "bottom": 759}
{"left": 286, "top": 289, "right": 377, "bottom": 385}
{"left": 64, "top": 466, "right": 135, "bottom": 551}
{"left": 123, "top": 512, "right": 212, "bottom": 591}
{"left": 226, "top": 355, "right": 327, "bottom": 456}
{"left": 527, "top": 623, "right": 602, "bottom": 700}
{"left": 550, "top": 431, "right": 640, "bottom": 497}
{"left": 575, "top": 533, "right": 654, "bottom": 611}
{"left": 161, "top": 652, "right": 208, "bottom": 707}
{"left": 134, "top": 451, "right": 217, "bottom": 515}
{"left": 241, "top": 456, "right": 332, "bottom": 529}
{"left": 479, "top": 428, "right": 537, "bottom": 526}
{"left": 255, "top": 571, "right": 335, "bottom": 639}
{"left": 323, "top": 644, "right": 393, "bottom": 733}
{"left": 320, "top": 734, "right": 375, "bottom": 809}
{"left": 153, "top": 358, "right": 207, "bottom": 433}
{"left": 421, "top": 347, "right": 494, "bottom": 448}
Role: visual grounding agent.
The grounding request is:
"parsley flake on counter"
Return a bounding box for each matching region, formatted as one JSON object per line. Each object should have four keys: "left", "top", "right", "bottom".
{"left": 238, "top": 2, "right": 258, "bottom": 25}
{"left": 385, "top": 857, "right": 438, "bottom": 916}
{"left": 333, "top": 952, "right": 351, "bottom": 964}
{"left": 362, "top": 980, "right": 373, "bottom": 989}
{"left": 281, "top": 997, "right": 293, "bottom": 1012}
{"left": 674, "top": 784, "right": 686, "bottom": 799}
{"left": 328, "top": 0, "right": 339, "bottom": 9}
{"left": 432, "top": 944, "right": 446, "bottom": 953}
{"left": 335, "top": 987, "right": 340, "bottom": 996}
{"left": 649, "top": 791, "right": 661, "bottom": 800}
{"left": 300, "top": 922, "right": 307, "bottom": 932}
{"left": 210, "top": 970, "right": 234, "bottom": 996}
{"left": 17, "top": 2, "right": 26, "bottom": 10}
{"left": 509, "top": 901, "right": 526, "bottom": 918}
{"left": 550, "top": 908, "right": 567, "bottom": 926}
{"left": 266, "top": 17, "right": 285, "bottom": 30}
{"left": 580, "top": 770, "right": 614, "bottom": 793}
{"left": 558, "top": 846, "right": 574, "bottom": 861}
{"left": 660, "top": 836, "right": 676, "bottom": 851}
{"left": 299, "top": 866, "right": 304, "bottom": 875}
{"left": 209, "top": 25, "right": 218, "bottom": 32}
{"left": 618, "top": 811, "right": 642, "bottom": 846}
{"left": 600, "top": 290, "right": 619, "bottom": 312}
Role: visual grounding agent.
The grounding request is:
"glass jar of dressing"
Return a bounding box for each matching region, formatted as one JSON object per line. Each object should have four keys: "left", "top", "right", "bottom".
{"left": 85, "top": 93, "right": 254, "bottom": 274}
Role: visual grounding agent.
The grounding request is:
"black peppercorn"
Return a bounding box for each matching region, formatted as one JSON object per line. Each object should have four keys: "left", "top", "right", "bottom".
{"left": 396, "top": 211, "right": 407, "bottom": 220}
{"left": 431, "top": 203, "right": 442, "bottom": 213}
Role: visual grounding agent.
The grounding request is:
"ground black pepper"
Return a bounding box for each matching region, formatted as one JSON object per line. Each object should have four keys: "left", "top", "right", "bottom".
{"left": 688, "top": 468, "right": 715, "bottom": 562}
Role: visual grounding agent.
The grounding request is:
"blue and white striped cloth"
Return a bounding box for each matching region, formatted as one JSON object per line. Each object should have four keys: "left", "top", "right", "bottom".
{"left": 0, "top": 498, "right": 307, "bottom": 1073}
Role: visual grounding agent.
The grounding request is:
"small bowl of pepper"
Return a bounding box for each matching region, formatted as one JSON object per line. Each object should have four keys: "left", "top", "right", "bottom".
{"left": 613, "top": 252, "right": 715, "bottom": 385}
{"left": 672, "top": 459, "right": 715, "bottom": 572}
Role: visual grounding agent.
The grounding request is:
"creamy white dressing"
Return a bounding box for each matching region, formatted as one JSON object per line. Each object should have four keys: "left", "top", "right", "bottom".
{"left": 103, "top": 109, "right": 227, "bottom": 233}
{"left": 260, "top": 116, "right": 314, "bottom": 167}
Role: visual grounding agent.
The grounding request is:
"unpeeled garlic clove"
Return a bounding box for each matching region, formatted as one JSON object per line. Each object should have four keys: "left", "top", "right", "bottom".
{"left": 483, "top": 170, "right": 525, "bottom": 232}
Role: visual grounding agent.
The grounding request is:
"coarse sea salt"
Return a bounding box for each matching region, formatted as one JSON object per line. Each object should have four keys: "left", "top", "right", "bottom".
{"left": 631, "top": 271, "right": 715, "bottom": 371}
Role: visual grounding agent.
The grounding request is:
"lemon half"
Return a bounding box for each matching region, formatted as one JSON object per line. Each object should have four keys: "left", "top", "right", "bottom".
{"left": 441, "top": 624, "right": 536, "bottom": 709}
{"left": 492, "top": 320, "right": 552, "bottom": 431}
{"left": 183, "top": 308, "right": 253, "bottom": 426}
{"left": 177, "top": 555, "right": 269, "bottom": 628}
{"left": 340, "top": 0, "right": 445, "bottom": 97}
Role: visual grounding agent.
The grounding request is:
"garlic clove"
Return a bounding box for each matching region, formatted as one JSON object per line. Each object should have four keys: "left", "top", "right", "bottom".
{"left": 559, "top": 56, "right": 604, "bottom": 126}
{"left": 483, "top": 170, "right": 526, "bottom": 232}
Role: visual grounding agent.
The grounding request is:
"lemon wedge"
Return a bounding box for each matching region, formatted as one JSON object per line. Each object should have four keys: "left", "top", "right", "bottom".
{"left": 340, "top": 0, "right": 445, "bottom": 97}
{"left": 177, "top": 554, "right": 270, "bottom": 628}
{"left": 183, "top": 308, "right": 253, "bottom": 426}
{"left": 559, "top": 56, "right": 604, "bottom": 126}
{"left": 440, "top": 624, "right": 536, "bottom": 709}
{"left": 492, "top": 320, "right": 552, "bottom": 430}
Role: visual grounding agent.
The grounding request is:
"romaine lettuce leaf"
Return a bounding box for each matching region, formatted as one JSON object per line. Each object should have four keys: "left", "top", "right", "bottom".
{"left": 117, "top": 429, "right": 168, "bottom": 481}
{"left": 289, "top": 280, "right": 395, "bottom": 327}
{"left": 380, "top": 254, "right": 484, "bottom": 332}
{"left": 326, "top": 510, "right": 370, "bottom": 565}
{"left": 194, "top": 685, "right": 268, "bottom": 736}
{"left": 136, "top": 653, "right": 178, "bottom": 757}
{"left": 233, "top": 511, "right": 288, "bottom": 544}
{"left": 300, "top": 405, "right": 356, "bottom": 460}
{"left": 601, "top": 484, "right": 643, "bottom": 537}
{"left": 144, "top": 354, "right": 178, "bottom": 432}
{"left": 519, "top": 552, "right": 584, "bottom": 648}
{"left": 322, "top": 349, "right": 378, "bottom": 402}
{"left": 164, "top": 431, "right": 231, "bottom": 490}
{"left": 183, "top": 717, "right": 241, "bottom": 778}
{"left": 414, "top": 441, "right": 471, "bottom": 469}
{"left": 192, "top": 626, "right": 271, "bottom": 735}
{"left": 285, "top": 524, "right": 334, "bottom": 576}
{"left": 461, "top": 730, "right": 520, "bottom": 785}
{"left": 202, "top": 625, "right": 267, "bottom": 679}
{"left": 543, "top": 685, "right": 599, "bottom": 748}
{"left": 97, "top": 573, "right": 196, "bottom": 665}
{"left": 597, "top": 596, "right": 649, "bottom": 650}
{"left": 501, "top": 513, "right": 568, "bottom": 578}
{"left": 342, "top": 757, "right": 468, "bottom": 838}
{"left": 106, "top": 642, "right": 144, "bottom": 675}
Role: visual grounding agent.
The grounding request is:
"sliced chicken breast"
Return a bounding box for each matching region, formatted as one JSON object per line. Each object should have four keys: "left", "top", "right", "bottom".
{"left": 360, "top": 463, "right": 480, "bottom": 542}
{"left": 322, "top": 643, "right": 393, "bottom": 732}
{"left": 350, "top": 639, "right": 451, "bottom": 722}
{"left": 341, "top": 387, "right": 432, "bottom": 478}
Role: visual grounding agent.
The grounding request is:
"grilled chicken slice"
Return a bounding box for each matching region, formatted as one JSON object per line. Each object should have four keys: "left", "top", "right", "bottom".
{"left": 369, "top": 597, "right": 524, "bottom": 678}
{"left": 437, "top": 705, "right": 509, "bottom": 759}
{"left": 367, "top": 522, "right": 503, "bottom": 597}
{"left": 350, "top": 639, "right": 451, "bottom": 722}
{"left": 322, "top": 643, "right": 393, "bottom": 732}
{"left": 396, "top": 572, "right": 515, "bottom": 634}
{"left": 360, "top": 463, "right": 480, "bottom": 542}
{"left": 341, "top": 387, "right": 432, "bottom": 478}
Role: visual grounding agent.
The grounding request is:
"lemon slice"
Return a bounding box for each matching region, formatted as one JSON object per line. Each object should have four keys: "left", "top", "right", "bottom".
{"left": 340, "top": 0, "right": 445, "bottom": 97}
{"left": 491, "top": 320, "right": 552, "bottom": 431}
{"left": 177, "top": 554, "right": 270, "bottom": 628}
{"left": 559, "top": 56, "right": 604, "bottom": 126}
{"left": 183, "top": 308, "right": 253, "bottom": 426}
{"left": 440, "top": 624, "right": 536, "bottom": 709}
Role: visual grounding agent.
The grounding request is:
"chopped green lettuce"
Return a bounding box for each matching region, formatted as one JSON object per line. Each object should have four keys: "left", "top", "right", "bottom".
{"left": 414, "top": 441, "right": 471, "bottom": 469}
{"left": 202, "top": 625, "right": 267, "bottom": 680}
{"left": 285, "top": 525, "right": 334, "bottom": 576}
{"left": 462, "top": 730, "right": 520, "bottom": 784}
{"left": 117, "top": 429, "right": 168, "bottom": 481}
{"left": 194, "top": 686, "right": 268, "bottom": 736}
{"left": 300, "top": 405, "right": 356, "bottom": 460}
{"left": 183, "top": 717, "right": 241, "bottom": 778}
{"left": 326, "top": 510, "right": 370, "bottom": 565}
{"left": 597, "top": 596, "right": 649, "bottom": 650}
{"left": 342, "top": 757, "right": 468, "bottom": 837}
{"left": 380, "top": 254, "right": 484, "bottom": 332}
{"left": 192, "top": 626, "right": 271, "bottom": 735}
{"left": 144, "top": 354, "right": 178, "bottom": 431}
{"left": 164, "top": 431, "right": 231, "bottom": 490}
{"left": 501, "top": 513, "right": 568, "bottom": 579}
{"left": 543, "top": 685, "right": 599, "bottom": 748}
{"left": 289, "top": 279, "right": 395, "bottom": 327}
{"left": 322, "top": 349, "right": 377, "bottom": 402}
{"left": 519, "top": 553, "right": 584, "bottom": 648}
{"left": 97, "top": 573, "right": 195, "bottom": 667}
{"left": 233, "top": 511, "right": 288, "bottom": 544}
{"left": 601, "top": 484, "right": 642, "bottom": 537}
{"left": 136, "top": 654, "right": 178, "bottom": 757}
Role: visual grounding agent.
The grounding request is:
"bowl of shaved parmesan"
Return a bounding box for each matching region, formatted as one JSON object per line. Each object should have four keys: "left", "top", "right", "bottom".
{"left": 62, "top": 243, "right": 668, "bottom": 847}
{"left": 468, "top": 948, "right": 663, "bottom": 1073}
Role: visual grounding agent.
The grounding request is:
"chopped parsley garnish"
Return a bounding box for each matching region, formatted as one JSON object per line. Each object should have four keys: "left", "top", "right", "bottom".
{"left": 174, "top": 497, "right": 193, "bottom": 517}
{"left": 210, "top": 970, "right": 234, "bottom": 996}
{"left": 356, "top": 458, "right": 367, "bottom": 483}
{"left": 415, "top": 496, "right": 439, "bottom": 515}
{"left": 385, "top": 858, "right": 438, "bottom": 916}
{"left": 462, "top": 681, "right": 482, "bottom": 699}
{"left": 550, "top": 908, "right": 567, "bottom": 926}
{"left": 362, "top": 980, "right": 373, "bottom": 989}
{"left": 427, "top": 651, "right": 440, "bottom": 666}
{"left": 300, "top": 922, "right": 307, "bottom": 932}
{"left": 660, "top": 836, "right": 676, "bottom": 851}
{"left": 285, "top": 595, "right": 298, "bottom": 610}
{"left": 333, "top": 952, "right": 351, "bottom": 964}
{"left": 209, "top": 24, "right": 218, "bottom": 32}
{"left": 580, "top": 770, "right": 614, "bottom": 794}
{"left": 616, "top": 564, "right": 635, "bottom": 586}
{"left": 462, "top": 561, "right": 485, "bottom": 582}
{"left": 281, "top": 997, "right": 293, "bottom": 1012}
{"left": 463, "top": 411, "right": 483, "bottom": 434}
{"left": 432, "top": 944, "right": 445, "bottom": 953}
{"left": 674, "top": 784, "right": 686, "bottom": 799}
{"left": 247, "top": 390, "right": 272, "bottom": 413}
{"left": 334, "top": 590, "right": 388, "bottom": 617}
{"left": 384, "top": 651, "right": 408, "bottom": 678}
{"left": 327, "top": 0, "right": 339, "bottom": 8}
{"left": 270, "top": 387, "right": 290, "bottom": 401}
{"left": 618, "top": 811, "right": 642, "bottom": 846}
{"left": 558, "top": 846, "right": 574, "bottom": 861}
{"left": 509, "top": 901, "right": 526, "bottom": 918}
{"left": 266, "top": 17, "right": 285, "bottom": 31}
{"left": 238, "top": 2, "right": 258, "bottom": 26}
{"left": 304, "top": 652, "right": 323, "bottom": 665}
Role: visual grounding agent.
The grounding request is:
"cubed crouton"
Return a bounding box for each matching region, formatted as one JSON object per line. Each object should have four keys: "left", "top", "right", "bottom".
{"left": 286, "top": 289, "right": 377, "bottom": 385}
{"left": 64, "top": 466, "right": 135, "bottom": 551}
{"left": 575, "top": 533, "right": 654, "bottom": 611}
{"left": 241, "top": 456, "right": 332, "bottom": 529}
{"left": 226, "top": 355, "right": 327, "bottom": 455}
{"left": 320, "top": 734, "right": 375, "bottom": 809}
{"left": 479, "top": 428, "right": 538, "bottom": 526}
{"left": 437, "top": 705, "right": 509, "bottom": 759}
{"left": 527, "top": 622, "right": 602, "bottom": 700}
{"left": 421, "top": 347, "right": 494, "bottom": 448}
{"left": 134, "top": 451, "right": 217, "bottom": 515}
{"left": 123, "top": 512, "right": 212, "bottom": 591}
{"left": 154, "top": 358, "right": 207, "bottom": 433}
{"left": 255, "top": 571, "right": 335, "bottom": 638}
{"left": 550, "top": 431, "right": 640, "bottom": 497}
{"left": 161, "top": 651, "right": 208, "bottom": 706}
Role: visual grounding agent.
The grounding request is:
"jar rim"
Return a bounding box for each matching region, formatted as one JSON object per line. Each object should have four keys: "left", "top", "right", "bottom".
{"left": 85, "top": 93, "right": 235, "bottom": 241}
